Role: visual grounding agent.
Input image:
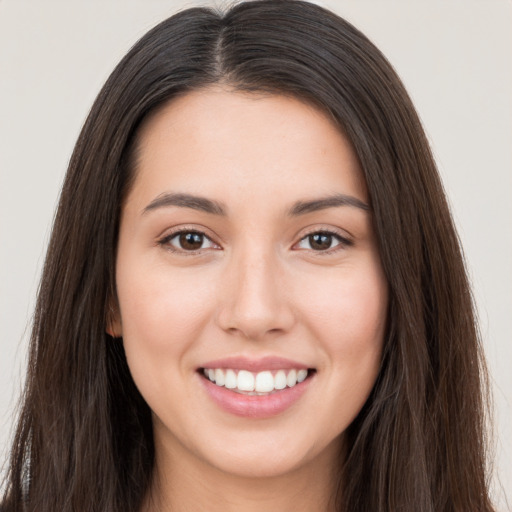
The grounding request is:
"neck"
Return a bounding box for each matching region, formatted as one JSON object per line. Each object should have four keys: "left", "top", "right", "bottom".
{"left": 142, "top": 437, "right": 342, "bottom": 512}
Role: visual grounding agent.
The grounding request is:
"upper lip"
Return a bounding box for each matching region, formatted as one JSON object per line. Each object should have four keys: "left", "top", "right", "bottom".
{"left": 200, "top": 356, "right": 311, "bottom": 372}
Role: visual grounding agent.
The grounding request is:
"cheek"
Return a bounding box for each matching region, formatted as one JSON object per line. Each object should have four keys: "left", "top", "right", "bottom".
{"left": 114, "top": 258, "right": 218, "bottom": 393}
{"left": 117, "top": 261, "right": 214, "bottom": 342}
{"left": 306, "top": 265, "right": 387, "bottom": 345}
{"left": 114, "top": 260, "right": 221, "bottom": 424}
{"left": 301, "top": 260, "right": 388, "bottom": 396}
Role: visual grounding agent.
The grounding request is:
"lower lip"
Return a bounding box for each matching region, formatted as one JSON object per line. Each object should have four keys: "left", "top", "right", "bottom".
{"left": 199, "top": 373, "right": 313, "bottom": 418}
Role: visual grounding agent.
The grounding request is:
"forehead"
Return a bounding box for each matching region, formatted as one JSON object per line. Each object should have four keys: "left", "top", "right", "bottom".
{"left": 127, "top": 87, "right": 367, "bottom": 211}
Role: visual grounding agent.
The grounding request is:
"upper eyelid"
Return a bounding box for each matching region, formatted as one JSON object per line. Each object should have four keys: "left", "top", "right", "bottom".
{"left": 296, "top": 225, "right": 353, "bottom": 243}
{"left": 158, "top": 230, "right": 221, "bottom": 255}
{"left": 162, "top": 230, "right": 217, "bottom": 245}
{"left": 294, "top": 232, "right": 351, "bottom": 249}
{"left": 157, "top": 225, "right": 221, "bottom": 244}
{"left": 156, "top": 225, "right": 352, "bottom": 248}
{"left": 290, "top": 232, "right": 352, "bottom": 260}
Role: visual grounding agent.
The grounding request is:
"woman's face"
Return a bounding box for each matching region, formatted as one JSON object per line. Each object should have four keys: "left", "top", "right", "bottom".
{"left": 113, "top": 88, "right": 388, "bottom": 478}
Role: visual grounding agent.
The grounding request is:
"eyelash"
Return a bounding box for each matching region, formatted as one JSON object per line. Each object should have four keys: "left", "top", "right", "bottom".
{"left": 157, "top": 229, "right": 219, "bottom": 255}
{"left": 157, "top": 228, "right": 353, "bottom": 255}
{"left": 295, "top": 229, "right": 353, "bottom": 254}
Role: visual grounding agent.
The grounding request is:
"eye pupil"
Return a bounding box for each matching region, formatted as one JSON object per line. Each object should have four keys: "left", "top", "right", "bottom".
{"left": 179, "top": 232, "right": 203, "bottom": 250}
{"left": 309, "top": 233, "right": 332, "bottom": 250}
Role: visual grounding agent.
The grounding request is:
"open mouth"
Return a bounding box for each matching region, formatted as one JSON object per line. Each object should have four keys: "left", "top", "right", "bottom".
{"left": 199, "top": 367, "right": 316, "bottom": 396}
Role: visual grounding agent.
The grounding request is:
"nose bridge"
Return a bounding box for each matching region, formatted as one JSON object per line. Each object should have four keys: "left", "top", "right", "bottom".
{"left": 217, "top": 240, "right": 294, "bottom": 339}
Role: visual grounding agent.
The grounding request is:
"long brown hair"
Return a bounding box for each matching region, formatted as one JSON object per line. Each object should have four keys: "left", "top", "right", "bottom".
{"left": 2, "top": 1, "right": 494, "bottom": 510}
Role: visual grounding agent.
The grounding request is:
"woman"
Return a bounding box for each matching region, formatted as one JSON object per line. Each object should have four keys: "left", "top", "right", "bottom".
{"left": 1, "top": 1, "right": 494, "bottom": 511}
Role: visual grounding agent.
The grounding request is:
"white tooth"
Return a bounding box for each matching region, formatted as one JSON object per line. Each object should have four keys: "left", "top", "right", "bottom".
{"left": 225, "top": 369, "right": 237, "bottom": 389}
{"left": 203, "top": 368, "right": 208, "bottom": 378}
{"left": 237, "top": 370, "right": 255, "bottom": 391}
{"left": 286, "top": 369, "right": 297, "bottom": 387}
{"left": 255, "top": 371, "right": 274, "bottom": 392}
{"left": 297, "top": 369, "right": 308, "bottom": 383}
{"left": 214, "top": 369, "right": 225, "bottom": 386}
{"left": 208, "top": 369, "right": 215, "bottom": 382}
{"left": 274, "top": 370, "right": 287, "bottom": 390}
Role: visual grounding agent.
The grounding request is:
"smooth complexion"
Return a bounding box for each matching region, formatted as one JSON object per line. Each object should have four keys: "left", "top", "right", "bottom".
{"left": 111, "top": 88, "right": 388, "bottom": 512}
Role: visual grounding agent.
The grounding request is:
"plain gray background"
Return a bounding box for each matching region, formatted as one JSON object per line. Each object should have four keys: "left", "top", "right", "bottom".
{"left": 1, "top": 1, "right": 510, "bottom": 509}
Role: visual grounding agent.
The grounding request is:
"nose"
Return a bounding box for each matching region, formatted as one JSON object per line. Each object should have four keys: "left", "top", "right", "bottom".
{"left": 216, "top": 247, "right": 296, "bottom": 341}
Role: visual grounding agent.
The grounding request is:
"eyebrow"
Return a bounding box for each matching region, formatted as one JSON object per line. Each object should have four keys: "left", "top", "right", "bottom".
{"left": 288, "top": 193, "right": 370, "bottom": 216}
{"left": 143, "top": 192, "right": 226, "bottom": 216}
{"left": 142, "top": 191, "right": 370, "bottom": 217}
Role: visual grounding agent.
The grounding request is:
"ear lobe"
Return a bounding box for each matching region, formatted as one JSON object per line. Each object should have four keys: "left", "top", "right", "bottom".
{"left": 106, "top": 305, "right": 122, "bottom": 338}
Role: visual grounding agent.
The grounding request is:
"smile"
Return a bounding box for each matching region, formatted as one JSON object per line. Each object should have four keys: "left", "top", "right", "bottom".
{"left": 198, "top": 359, "right": 316, "bottom": 418}
{"left": 202, "top": 368, "right": 309, "bottom": 395}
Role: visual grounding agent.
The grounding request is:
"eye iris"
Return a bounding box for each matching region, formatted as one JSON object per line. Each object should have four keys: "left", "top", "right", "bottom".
{"left": 179, "top": 232, "right": 203, "bottom": 250}
{"left": 309, "top": 233, "right": 332, "bottom": 250}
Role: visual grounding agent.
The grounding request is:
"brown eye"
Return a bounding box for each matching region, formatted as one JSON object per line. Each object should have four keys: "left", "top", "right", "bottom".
{"left": 162, "top": 230, "right": 218, "bottom": 252}
{"left": 179, "top": 232, "right": 204, "bottom": 250}
{"left": 295, "top": 231, "right": 350, "bottom": 252}
{"left": 309, "top": 233, "right": 334, "bottom": 251}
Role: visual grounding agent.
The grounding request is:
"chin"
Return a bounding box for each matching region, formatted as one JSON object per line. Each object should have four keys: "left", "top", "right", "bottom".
{"left": 195, "top": 431, "right": 343, "bottom": 480}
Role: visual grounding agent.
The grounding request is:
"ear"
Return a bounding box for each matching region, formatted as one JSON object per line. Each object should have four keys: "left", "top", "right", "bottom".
{"left": 106, "top": 302, "right": 122, "bottom": 338}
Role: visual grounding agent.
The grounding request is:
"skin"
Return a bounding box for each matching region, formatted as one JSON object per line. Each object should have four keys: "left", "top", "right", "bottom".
{"left": 111, "top": 87, "right": 389, "bottom": 512}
